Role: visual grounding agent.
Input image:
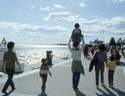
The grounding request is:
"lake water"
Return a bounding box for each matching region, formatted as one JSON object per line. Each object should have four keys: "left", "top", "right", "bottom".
{"left": 15, "top": 45, "right": 70, "bottom": 65}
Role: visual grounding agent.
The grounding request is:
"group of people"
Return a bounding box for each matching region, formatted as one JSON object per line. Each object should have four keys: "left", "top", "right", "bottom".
{"left": 91, "top": 44, "right": 117, "bottom": 89}
{"left": 69, "top": 23, "right": 118, "bottom": 90}
{"left": 83, "top": 44, "right": 99, "bottom": 59}
{"left": 0, "top": 23, "right": 119, "bottom": 94}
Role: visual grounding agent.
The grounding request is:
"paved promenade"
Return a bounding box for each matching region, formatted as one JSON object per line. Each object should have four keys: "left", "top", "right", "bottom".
{"left": 0, "top": 56, "right": 125, "bottom": 96}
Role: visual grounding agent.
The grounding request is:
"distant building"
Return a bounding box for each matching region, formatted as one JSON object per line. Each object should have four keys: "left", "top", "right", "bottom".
{"left": 90, "top": 39, "right": 103, "bottom": 45}
{"left": 120, "top": 39, "right": 125, "bottom": 45}
{"left": 119, "top": 39, "right": 125, "bottom": 51}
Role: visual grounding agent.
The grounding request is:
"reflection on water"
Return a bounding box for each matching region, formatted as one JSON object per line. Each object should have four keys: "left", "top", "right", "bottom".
{"left": 15, "top": 45, "right": 70, "bottom": 65}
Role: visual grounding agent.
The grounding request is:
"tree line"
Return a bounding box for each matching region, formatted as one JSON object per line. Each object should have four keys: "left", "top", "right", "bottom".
{"left": 109, "top": 37, "right": 121, "bottom": 46}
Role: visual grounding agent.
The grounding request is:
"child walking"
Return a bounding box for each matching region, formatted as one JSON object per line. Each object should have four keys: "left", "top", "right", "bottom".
{"left": 39, "top": 58, "right": 52, "bottom": 92}
{"left": 107, "top": 56, "right": 116, "bottom": 87}
{"left": 71, "top": 23, "right": 83, "bottom": 49}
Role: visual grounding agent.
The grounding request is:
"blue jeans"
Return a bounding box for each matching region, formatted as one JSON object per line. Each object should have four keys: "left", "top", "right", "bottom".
{"left": 73, "top": 72, "right": 80, "bottom": 88}
{"left": 2, "top": 68, "right": 15, "bottom": 92}
{"left": 95, "top": 62, "right": 105, "bottom": 86}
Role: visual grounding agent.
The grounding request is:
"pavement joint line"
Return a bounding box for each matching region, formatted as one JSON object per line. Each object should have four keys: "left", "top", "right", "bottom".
{"left": 52, "top": 59, "right": 72, "bottom": 67}
{"left": 0, "top": 59, "right": 72, "bottom": 84}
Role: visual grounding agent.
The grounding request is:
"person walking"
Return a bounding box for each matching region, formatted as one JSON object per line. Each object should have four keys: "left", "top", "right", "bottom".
{"left": 83, "top": 44, "right": 88, "bottom": 58}
{"left": 107, "top": 56, "right": 116, "bottom": 87}
{"left": 114, "top": 49, "right": 121, "bottom": 65}
{"left": 1, "top": 42, "right": 21, "bottom": 94}
{"left": 39, "top": 58, "right": 52, "bottom": 92}
{"left": 68, "top": 37, "right": 85, "bottom": 91}
{"left": 93, "top": 44, "right": 108, "bottom": 89}
{"left": 91, "top": 46, "right": 95, "bottom": 56}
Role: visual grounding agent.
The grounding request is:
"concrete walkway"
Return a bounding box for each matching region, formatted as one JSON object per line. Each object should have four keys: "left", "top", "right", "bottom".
{"left": 0, "top": 57, "right": 125, "bottom": 96}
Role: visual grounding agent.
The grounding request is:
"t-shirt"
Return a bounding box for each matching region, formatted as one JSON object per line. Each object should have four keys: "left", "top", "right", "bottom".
{"left": 3, "top": 50, "right": 18, "bottom": 69}
{"left": 93, "top": 50, "right": 108, "bottom": 63}
{"left": 107, "top": 61, "right": 116, "bottom": 70}
{"left": 68, "top": 39, "right": 85, "bottom": 61}
{"left": 40, "top": 64, "right": 50, "bottom": 75}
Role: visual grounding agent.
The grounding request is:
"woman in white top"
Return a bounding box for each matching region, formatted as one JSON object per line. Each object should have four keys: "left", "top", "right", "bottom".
{"left": 68, "top": 37, "right": 85, "bottom": 91}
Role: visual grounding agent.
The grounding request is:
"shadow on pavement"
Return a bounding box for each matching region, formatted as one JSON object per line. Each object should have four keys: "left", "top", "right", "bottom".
{"left": 120, "top": 62, "right": 125, "bottom": 66}
{"left": 1, "top": 90, "right": 13, "bottom": 96}
{"left": 39, "top": 92, "right": 47, "bottom": 96}
{"left": 96, "top": 85, "right": 118, "bottom": 96}
{"left": 103, "top": 86, "right": 116, "bottom": 96}
{"left": 111, "top": 87, "right": 125, "bottom": 96}
{"left": 76, "top": 90, "right": 86, "bottom": 96}
{"left": 96, "top": 88, "right": 109, "bottom": 96}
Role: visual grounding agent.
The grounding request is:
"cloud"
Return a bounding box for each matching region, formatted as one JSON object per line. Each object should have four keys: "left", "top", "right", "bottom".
{"left": 40, "top": 5, "right": 66, "bottom": 11}
{"left": 44, "top": 12, "right": 125, "bottom": 40}
{"left": 79, "top": 16, "right": 125, "bottom": 43}
{"left": 30, "top": 6, "right": 35, "bottom": 9}
{"left": 0, "top": 21, "right": 69, "bottom": 33}
{"left": 40, "top": 6, "right": 50, "bottom": 11}
{"left": 107, "top": 0, "right": 125, "bottom": 3}
{"left": 44, "top": 12, "right": 81, "bottom": 22}
{"left": 1, "top": 15, "right": 125, "bottom": 44}
{"left": 112, "top": 0, "right": 125, "bottom": 2}
{"left": 79, "top": 2, "right": 86, "bottom": 7}
{"left": 59, "top": 15, "right": 125, "bottom": 43}
{"left": 43, "top": 11, "right": 125, "bottom": 32}
{"left": 53, "top": 4, "right": 66, "bottom": 9}
{"left": 0, "top": 21, "right": 70, "bottom": 44}
{"left": 106, "top": 1, "right": 110, "bottom": 4}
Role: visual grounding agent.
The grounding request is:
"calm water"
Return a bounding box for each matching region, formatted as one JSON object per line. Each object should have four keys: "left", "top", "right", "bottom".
{"left": 15, "top": 45, "right": 70, "bottom": 65}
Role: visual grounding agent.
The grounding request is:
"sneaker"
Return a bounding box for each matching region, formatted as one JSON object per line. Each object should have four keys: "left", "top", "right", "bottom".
{"left": 2, "top": 91, "right": 7, "bottom": 95}
{"left": 73, "top": 87, "right": 79, "bottom": 91}
{"left": 72, "top": 86, "right": 79, "bottom": 91}
{"left": 101, "top": 83, "right": 105, "bottom": 87}
{"left": 12, "top": 88, "right": 16, "bottom": 91}
{"left": 109, "top": 83, "right": 113, "bottom": 87}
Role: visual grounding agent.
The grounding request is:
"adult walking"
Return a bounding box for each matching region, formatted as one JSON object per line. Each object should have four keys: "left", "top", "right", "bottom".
{"left": 93, "top": 44, "right": 108, "bottom": 89}
{"left": 1, "top": 42, "right": 21, "bottom": 94}
{"left": 91, "top": 45, "right": 95, "bottom": 56}
{"left": 68, "top": 37, "right": 85, "bottom": 91}
{"left": 83, "top": 44, "right": 88, "bottom": 58}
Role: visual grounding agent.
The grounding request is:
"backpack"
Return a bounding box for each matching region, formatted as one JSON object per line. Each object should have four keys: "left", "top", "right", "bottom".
{"left": 72, "top": 29, "right": 81, "bottom": 42}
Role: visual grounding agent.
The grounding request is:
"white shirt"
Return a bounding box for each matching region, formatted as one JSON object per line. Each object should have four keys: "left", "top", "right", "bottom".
{"left": 68, "top": 39, "right": 85, "bottom": 61}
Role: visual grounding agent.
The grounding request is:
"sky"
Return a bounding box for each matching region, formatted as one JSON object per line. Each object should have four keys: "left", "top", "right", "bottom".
{"left": 0, "top": 0, "right": 125, "bottom": 45}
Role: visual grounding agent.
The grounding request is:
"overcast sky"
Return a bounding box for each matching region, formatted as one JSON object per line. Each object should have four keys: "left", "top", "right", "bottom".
{"left": 0, "top": 0, "right": 125, "bottom": 45}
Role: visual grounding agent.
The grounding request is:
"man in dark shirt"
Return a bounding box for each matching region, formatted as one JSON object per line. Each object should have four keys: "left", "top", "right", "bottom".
{"left": 1, "top": 42, "right": 21, "bottom": 94}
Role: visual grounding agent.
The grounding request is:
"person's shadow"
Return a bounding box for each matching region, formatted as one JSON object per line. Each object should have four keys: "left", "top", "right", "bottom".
{"left": 111, "top": 87, "right": 125, "bottom": 95}
{"left": 96, "top": 87, "right": 113, "bottom": 96}
{"left": 76, "top": 90, "right": 86, "bottom": 96}
{"left": 1, "top": 90, "right": 13, "bottom": 96}
{"left": 120, "top": 62, "right": 125, "bottom": 66}
{"left": 103, "top": 86, "right": 116, "bottom": 96}
{"left": 39, "top": 92, "right": 47, "bottom": 96}
{"left": 96, "top": 86, "right": 125, "bottom": 96}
